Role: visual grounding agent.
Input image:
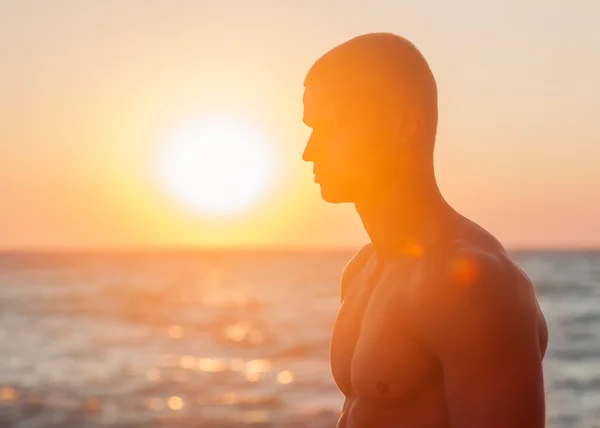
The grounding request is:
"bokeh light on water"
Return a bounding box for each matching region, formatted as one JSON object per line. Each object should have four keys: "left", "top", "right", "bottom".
{"left": 0, "top": 250, "right": 598, "bottom": 426}
{"left": 0, "top": 252, "right": 351, "bottom": 427}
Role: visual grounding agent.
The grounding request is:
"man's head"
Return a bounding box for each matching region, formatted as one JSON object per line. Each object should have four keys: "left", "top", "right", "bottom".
{"left": 302, "top": 33, "right": 438, "bottom": 203}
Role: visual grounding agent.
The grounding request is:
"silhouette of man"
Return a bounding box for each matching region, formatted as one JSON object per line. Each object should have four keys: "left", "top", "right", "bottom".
{"left": 302, "top": 33, "right": 548, "bottom": 428}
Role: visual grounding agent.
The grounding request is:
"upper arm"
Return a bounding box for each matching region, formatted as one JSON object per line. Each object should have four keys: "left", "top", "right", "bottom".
{"left": 414, "top": 250, "right": 546, "bottom": 428}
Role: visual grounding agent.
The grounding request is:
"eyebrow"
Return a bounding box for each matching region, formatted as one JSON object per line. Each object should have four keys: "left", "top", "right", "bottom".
{"left": 303, "top": 109, "right": 327, "bottom": 128}
{"left": 302, "top": 115, "right": 312, "bottom": 127}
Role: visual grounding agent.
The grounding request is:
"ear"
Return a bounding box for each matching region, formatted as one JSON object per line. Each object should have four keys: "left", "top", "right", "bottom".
{"left": 395, "top": 106, "right": 424, "bottom": 144}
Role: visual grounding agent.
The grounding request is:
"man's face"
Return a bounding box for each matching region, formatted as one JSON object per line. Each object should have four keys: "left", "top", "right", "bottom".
{"left": 302, "top": 84, "right": 395, "bottom": 203}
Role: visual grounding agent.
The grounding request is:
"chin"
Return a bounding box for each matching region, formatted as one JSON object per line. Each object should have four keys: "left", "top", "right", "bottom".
{"left": 319, "top": 184, "right": 353, "bottom": 204}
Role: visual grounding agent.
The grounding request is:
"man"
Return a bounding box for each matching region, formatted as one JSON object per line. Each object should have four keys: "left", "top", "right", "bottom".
{"left": 301, "top": 33, "right": 548, "bottom": 428}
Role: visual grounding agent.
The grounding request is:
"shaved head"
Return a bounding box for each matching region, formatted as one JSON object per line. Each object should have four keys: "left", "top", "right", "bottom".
{"left": 302, "top": 33, "right": 441, "bottom": 203}
{"left": 304, "top": 32, "right": 439, "bottom": 147}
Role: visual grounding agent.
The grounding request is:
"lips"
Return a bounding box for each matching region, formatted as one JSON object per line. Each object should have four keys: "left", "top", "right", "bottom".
{"left": 313, "top": 168, "right": 326, "bottom": 183}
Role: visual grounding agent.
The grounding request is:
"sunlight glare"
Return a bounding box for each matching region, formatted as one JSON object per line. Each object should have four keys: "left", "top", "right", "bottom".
{"left": 159, "top": 115, "right": 276, "bottom": 217}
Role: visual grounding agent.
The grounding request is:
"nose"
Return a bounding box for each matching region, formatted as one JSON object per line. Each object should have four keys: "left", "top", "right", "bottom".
{"left": 302, "top": 133, "right": 316, "bottom": 163}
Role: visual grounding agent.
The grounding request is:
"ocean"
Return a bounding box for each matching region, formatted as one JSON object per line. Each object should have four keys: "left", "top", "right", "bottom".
{"left": 0, "top": 249, "right": 598, "bottom": 427}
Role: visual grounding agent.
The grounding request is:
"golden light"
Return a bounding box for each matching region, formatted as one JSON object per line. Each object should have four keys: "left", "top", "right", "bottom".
{"left": 158, "top": 115, "right": 277, "bottom": 217}
{"left": 197, "top": 358, "right": 227, "bottom": 372}
{"left": 225, "top": 323, "right": 248, "bottom": 342}
{"left": 167, "top": 396, "right": 184, "bottom": 411}
{"left": 277, "top": 370, "right": 294, "bottom": 384}
{"left": 180, "top": 355, "right": 196, "bottom": 369}
{"left": 246, "top": 359, "right": 273, "bottom": 374}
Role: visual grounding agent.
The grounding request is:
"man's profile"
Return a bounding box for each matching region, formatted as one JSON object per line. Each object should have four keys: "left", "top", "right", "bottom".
{"left": 301, "top": 33, "right": 548, "bottom": 428}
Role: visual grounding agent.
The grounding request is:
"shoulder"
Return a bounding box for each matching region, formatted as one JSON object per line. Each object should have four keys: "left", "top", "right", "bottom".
{"left": 420, "top": 242, "right": 513, "bottom": 295}
{"left": 413, "top": 241, "right": 536, "bottom": 349}
{"left": 340, "top": 244, "right": 374, "bottom": 302}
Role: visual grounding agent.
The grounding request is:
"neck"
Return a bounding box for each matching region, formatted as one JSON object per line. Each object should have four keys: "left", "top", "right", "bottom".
{"left": 354, "top": 167, "right": 453, "bottom": 261}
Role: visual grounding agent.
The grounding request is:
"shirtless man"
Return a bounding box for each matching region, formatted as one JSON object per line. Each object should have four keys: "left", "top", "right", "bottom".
{"left": 301, "top": 33, "right": 548, "bottom": 427}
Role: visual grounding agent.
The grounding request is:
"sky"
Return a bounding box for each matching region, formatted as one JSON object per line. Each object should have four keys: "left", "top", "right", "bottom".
{"left": 1, "top": 0, "right": 599, "bottom": 251}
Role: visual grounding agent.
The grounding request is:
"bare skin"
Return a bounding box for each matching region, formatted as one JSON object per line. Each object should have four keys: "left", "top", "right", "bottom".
{"left": 301, "top": 33, "right": 548, "bottom": 427}
{"left": 331, "top": 227, "right": 548, "bottom": 428}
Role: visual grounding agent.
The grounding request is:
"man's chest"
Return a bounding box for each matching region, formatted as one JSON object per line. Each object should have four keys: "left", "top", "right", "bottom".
{"left": 330, "top": 258, "right": 440, "bottom": 402}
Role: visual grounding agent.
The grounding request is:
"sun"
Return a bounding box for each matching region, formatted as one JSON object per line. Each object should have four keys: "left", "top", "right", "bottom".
{"left": 158, "top": 115, "right": 276, "bottom": 217}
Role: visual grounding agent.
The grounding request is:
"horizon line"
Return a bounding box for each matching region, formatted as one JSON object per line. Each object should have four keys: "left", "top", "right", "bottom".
{"left": 1, "top": 243, "right": 599, "bottom": 255}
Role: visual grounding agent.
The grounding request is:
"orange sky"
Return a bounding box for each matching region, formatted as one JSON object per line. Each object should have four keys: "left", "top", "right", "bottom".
{"left": 1, "top": 0, "right": 599, "bottom": 251}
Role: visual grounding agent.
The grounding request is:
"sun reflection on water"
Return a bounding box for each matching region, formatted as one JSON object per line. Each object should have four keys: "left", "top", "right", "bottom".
{"left": 224, "top": 322, "right": 250, "bottom": 342}
{"left": 167, "top": 396, "right": 184, "bottom": 411}
{"left": 179, "top": 355, "right": 196, "bottom": 369}
{"left": 277, "top": 370, "right": 294, "bottom": 385}
{"left": 197, "top": 358, "right": 227, "bottom": 372}
{"left": 223, "top": 321, "right": 265, "bottom": 345}
{"left": 246, "top": 359, "right": 273, "bottom": 374}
